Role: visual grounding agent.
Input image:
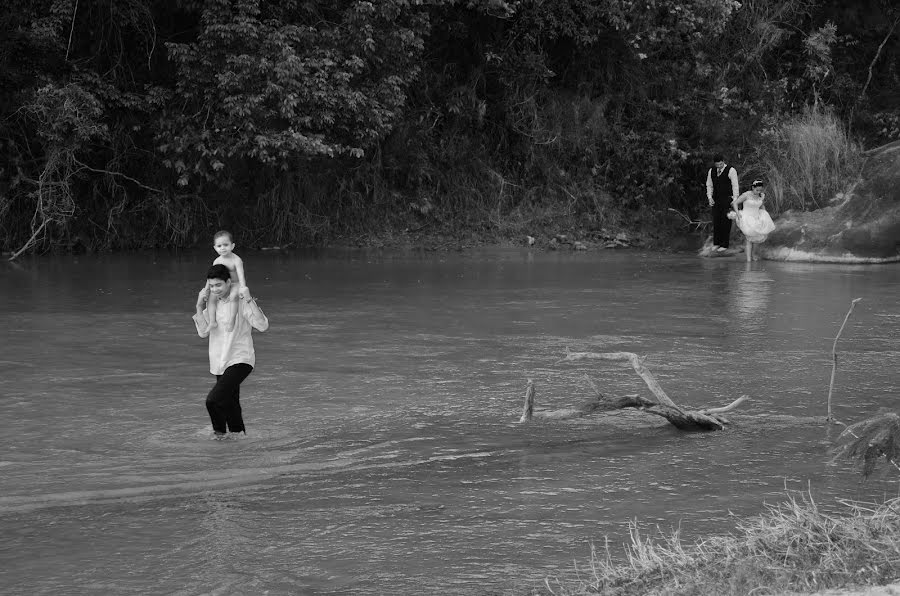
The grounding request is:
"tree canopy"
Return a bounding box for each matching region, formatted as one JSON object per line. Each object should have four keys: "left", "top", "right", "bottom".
{"left": 1, "top": 0, "right": 898, "bottom": 253}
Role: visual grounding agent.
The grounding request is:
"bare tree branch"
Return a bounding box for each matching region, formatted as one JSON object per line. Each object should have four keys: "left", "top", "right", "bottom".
{"left": 828, "top": 298, "right": 862, "bottom": 422}
{"left": 858, "top": 16, "right": 900, "bottom": 105}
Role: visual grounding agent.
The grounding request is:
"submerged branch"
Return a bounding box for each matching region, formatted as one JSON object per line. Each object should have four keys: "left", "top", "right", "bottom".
{"left": 701, "top": 396, "right": 749, "bottom": 415}
{"left": 558, "top": 351, "right": 681, "bottom": 409}
{"left": 520, "top": 352, "right": 750, "bottom": 431}
{"left": 828, "top": 298, "right": 861, "bottom": 422}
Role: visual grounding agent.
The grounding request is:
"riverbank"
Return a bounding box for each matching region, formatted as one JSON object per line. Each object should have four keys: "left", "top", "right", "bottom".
{"left": 315, "top": 207, "right": 703, "bottom": 255}
{"left": 3, "top": 207, "right": 703, "bottom": 259}
{"left": 548, "top": 491, "right": 900, "bottom": 596}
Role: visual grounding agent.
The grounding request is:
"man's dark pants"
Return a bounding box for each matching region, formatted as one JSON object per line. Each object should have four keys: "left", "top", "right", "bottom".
{"left": 206, "top": 363, "right": 253, "bottom": 434}
{"left": 712, "top": 200, "right": 732, "bottom": 248}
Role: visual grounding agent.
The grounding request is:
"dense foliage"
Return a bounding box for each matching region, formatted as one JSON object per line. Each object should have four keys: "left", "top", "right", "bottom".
{"left": 1, "top": 0, "right": 898, "bottom": 254}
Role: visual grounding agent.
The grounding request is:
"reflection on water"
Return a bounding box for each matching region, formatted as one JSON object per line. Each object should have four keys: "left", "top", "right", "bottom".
{"left": 730, "top": 263, "right": 774, "bottom": 333}
{"left": 1, "top": 249, "right": 899, "bottom": 595}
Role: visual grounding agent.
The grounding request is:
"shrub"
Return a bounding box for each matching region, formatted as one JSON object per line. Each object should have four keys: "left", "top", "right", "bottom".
{"left": 755, "top": 107, "right": 862, "bottom": 213}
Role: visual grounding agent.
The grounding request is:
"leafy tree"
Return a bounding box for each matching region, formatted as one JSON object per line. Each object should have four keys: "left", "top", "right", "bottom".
{"left": 1, "top": 0, "right": 898, "bottom": 253}
{"left": 1, "top": 0, "right": 170, "bottom": 253}
{"left": 160, "top": 0, "right": 433, "bottom": 186}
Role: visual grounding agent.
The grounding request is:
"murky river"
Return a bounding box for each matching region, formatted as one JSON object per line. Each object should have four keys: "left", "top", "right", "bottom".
{"left": 1, "top": 249, "right": 898, "bottom": 595}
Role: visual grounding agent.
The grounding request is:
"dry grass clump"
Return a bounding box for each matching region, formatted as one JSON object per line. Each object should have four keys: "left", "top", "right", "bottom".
{"left": 757, "top": 107, "right": 863, "bottom": 214}
{"left": 549, "top": 491, "right": 900, "bottom": 596}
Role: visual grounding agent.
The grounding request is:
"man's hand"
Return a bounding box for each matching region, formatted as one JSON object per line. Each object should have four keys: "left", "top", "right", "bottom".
{"left": 197, "top": 286, "right": 209, "bottom": 310}
{"left": 708, "top": 198, "right": 715, "bottom": 207}
{"left": 240, "top": 286, "right": 251, "bottom": 302}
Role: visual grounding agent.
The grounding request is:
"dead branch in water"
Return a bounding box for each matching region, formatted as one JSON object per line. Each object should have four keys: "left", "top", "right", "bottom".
{"left": 558, "top": 350, "right": 681, "bottom": 409}
{"left": 518, "top": 377, "right": 659, "bottom": 423}
{"left": 827, "top": 298, "right": 861, "bottom": 422}
{"left": 519, "top": 351, "right": 749, "bottom": 431}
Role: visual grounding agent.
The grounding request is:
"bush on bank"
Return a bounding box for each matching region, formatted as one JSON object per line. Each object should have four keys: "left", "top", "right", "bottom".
{"left": 751, "top": 108, "right": 864, "bottom": 215}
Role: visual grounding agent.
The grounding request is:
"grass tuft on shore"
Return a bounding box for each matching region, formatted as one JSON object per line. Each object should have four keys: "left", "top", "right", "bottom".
{"left": 757, "top": 107, "right": 863, "bottom": 214}
{"left": 551, "top": 491, "right": 900, "bottom": 595}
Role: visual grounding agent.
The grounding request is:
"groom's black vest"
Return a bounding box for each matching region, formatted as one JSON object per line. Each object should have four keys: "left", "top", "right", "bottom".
{"left": 710, "top": 166, "right": 734, "bottom": 205}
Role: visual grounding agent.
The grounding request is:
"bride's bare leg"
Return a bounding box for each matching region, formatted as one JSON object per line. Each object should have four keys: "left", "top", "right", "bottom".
{"left": 745, "top": 237, "right": 752, "bottom": 262}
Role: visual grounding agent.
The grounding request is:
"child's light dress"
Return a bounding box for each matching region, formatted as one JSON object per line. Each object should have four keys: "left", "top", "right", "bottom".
{"left": 735, "top": 192, "right": 776, "bottom": 243}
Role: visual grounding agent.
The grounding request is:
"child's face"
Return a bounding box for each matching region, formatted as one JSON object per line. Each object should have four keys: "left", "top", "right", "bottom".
{"left": 214, "top": 236, "right": 234, "bottom": 257}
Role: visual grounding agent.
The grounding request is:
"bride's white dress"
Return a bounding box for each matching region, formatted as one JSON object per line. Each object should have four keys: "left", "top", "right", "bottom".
{"left": 736, "top": 194, "right": 776, "bottom": 243}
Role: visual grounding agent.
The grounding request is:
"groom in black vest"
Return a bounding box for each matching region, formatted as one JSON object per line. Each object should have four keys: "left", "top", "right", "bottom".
{"left": 705, "top": 154, "right": 740, "bottom": 251}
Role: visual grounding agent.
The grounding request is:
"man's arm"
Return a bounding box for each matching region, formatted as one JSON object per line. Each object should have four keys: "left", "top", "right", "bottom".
{"left": 706, "top": 169, "right": 714, "bottom": 205}
{"left": 729, "top": 167, "right": 739, "bottom": 201}
{"left": 239, "top": 286, "right": 269, "bottom": 332}
{"left": 193, "top": 286, "right": 211, "bottom": 337}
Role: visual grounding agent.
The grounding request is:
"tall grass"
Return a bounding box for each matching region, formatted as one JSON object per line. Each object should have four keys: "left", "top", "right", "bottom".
{"left": 757, "top": 107, "right": 863, "bottom": 214}
{"left": 549, "top": 491, "right": 900, "bottom": 596}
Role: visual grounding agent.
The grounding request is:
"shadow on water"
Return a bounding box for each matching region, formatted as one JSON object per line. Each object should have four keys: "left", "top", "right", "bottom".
{"left": 1, "top": 249, "right": 899, "bottom": 595}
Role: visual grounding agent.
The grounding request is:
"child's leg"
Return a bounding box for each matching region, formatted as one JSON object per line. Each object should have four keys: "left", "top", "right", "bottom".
{"left": 206, "top": 291, "right": 219, "bottom": 330}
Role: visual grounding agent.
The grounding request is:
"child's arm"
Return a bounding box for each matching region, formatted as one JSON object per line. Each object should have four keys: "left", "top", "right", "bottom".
{"left": 205, "top": 280, "right": 219, "bottom": 330}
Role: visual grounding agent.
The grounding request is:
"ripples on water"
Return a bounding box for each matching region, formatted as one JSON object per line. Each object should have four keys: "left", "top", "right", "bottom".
{"left": 1, "top": 250, "right": 899, "bottom": 595}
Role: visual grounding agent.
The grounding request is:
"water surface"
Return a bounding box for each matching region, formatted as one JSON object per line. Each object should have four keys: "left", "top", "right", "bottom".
{"left": 1, "top": 249, "right": 898, "bottom": 595}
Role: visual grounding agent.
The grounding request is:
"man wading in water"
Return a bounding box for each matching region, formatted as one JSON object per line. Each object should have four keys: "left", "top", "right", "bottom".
{"left": 193, "top": 264, "right": 269, "bottom": 439}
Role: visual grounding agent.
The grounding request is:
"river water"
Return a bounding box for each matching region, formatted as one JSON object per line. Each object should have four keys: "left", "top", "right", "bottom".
{"left": 1, "top": 249, "right": 898, "bottom": 595}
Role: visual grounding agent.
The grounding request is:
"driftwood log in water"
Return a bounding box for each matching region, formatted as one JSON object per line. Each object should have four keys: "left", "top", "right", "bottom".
{"left": 518, "top": 351, "right": 748, "bottom": 431}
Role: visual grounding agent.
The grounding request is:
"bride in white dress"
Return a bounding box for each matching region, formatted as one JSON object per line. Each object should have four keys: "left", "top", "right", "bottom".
{"left": 731, "top": 180, "right": 776, "bottom": 243}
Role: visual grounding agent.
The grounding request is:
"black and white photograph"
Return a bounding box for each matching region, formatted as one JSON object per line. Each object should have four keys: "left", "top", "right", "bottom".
{"left": 2, "top": 1, "right": 900, "bottom": 594}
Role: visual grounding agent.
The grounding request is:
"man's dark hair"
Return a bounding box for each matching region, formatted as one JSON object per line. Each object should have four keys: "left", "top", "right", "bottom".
{"left": 712, "top": 153, "right": 724, "bottom": 162}
{"left": 206, "top": 264, "right": 230, "bottom": 282}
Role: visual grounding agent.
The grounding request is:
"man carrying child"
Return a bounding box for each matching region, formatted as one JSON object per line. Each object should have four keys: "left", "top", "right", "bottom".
{"left": 193, "top": 264, "right": 269, "bottom": 439}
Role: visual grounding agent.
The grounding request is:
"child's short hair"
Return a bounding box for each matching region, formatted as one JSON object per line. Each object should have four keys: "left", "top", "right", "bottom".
{"left": 712, "top": 153, "right": 725, "bottom": 163}
{"left": 213, "top": 230, "right": 233, "bottom": 243}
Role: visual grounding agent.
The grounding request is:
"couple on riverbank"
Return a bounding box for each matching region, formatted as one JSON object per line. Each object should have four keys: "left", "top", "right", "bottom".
{"left": 706, "top": 154, "right": 776, "bottom": 256}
